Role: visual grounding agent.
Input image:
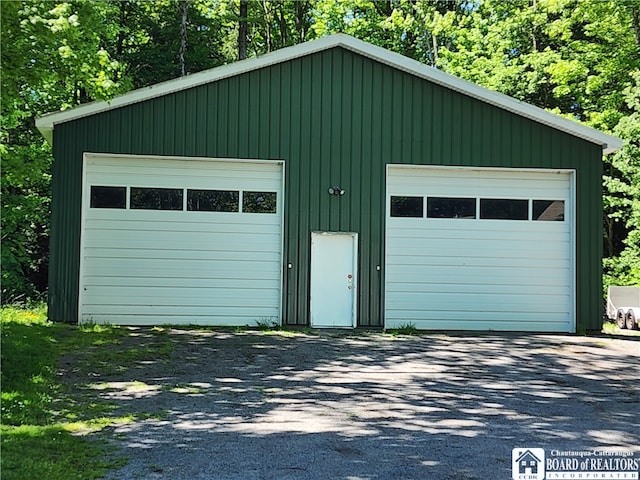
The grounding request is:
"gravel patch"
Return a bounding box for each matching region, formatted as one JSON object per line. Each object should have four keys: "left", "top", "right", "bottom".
{"left": 75, "top": 330, "right": 639, "bottom": 480}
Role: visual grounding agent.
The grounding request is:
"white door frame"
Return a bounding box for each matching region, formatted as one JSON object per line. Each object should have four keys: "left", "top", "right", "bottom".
{"left": 309, "top": 232, "right": 358, "bottom": 328}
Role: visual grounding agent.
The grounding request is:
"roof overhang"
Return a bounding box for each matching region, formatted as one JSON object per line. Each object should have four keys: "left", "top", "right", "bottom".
{"left": 36, "top": 33, "right": 622, "bottom": 154}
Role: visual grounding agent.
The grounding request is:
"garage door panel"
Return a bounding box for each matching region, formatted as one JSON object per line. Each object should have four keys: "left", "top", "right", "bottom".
{"left": 387, "top": 251, "right": 571, "bottom": 274}
{"left": 81, "top": 155, "right": 283, "bottom": 325}
{"left": 83, "top": 276, "right": 278, "bottom": 290}
{"left": 84, "top": 218, "right": 280, "bottom": 234}
{"left": 385, "top": 292, "right": 570, "bottom": 312}
{"left": 84, "top": 248, "right": 280, "bottom": 262}
{"left": 88, "top": 157, "right": 283, "bottom": 177}
{"left": 84, "top": 232, "right": 280, "bottom": 252}
{"left": 385, "top": 166, "right": 574, "bottom": 332}
{"left": 387, "top": 231, "right": 570, "bottom": 246}
{"left": 386, "top": 309, "right": 570, "bottom": 320}
{"left": 391, "top": 185, "right": 567, "bottom": 199}
{"left": 88, "top": 159, "right": 282, "bottom": 188}
{"left": 386, "top": 243, "right": 569, "bottom": 260}
{"left": 386, "top": 282, "right": 567, "bottom": 296}
{"left": 388, "top": 248, "right": 564, "bottom": 268}
{"left": 84, "top": 305, "right": 280, "bottom": 316}
{"left": 83, "top": 257, "right": 280, "bottom": 278}
{"left": 388, "top": 169, "right": 569, "bottom": 196}
{"left": 386, "top": 265, "right": 569, "bottom": 286}
{"left": 385, "top": 317, "right": 571, "bottom": 332}
{"left": 387, "top": 274, "right": 569, "bottom": 289}
{"left": 87, "top": 176, "right": 280, "bottom": 192}
{"left": 389, "top": 305, "right": 569, "bottom": 320}
{"left": 388, "top": 226, "right": 569, "bottom": 243}
{"left": 83, "top": 308, "right": 279, "bottom": 325}
{"left": 84, "top": 287, "right": 279, "bottom": 306}
{"left": 86, "top": 213, "right": 280, "bottom": 228}
{"left": 83, "top": 312, "right": 278, "bottom": 327}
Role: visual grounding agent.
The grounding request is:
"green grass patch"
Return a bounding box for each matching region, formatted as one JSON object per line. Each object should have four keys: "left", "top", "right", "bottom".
{"left": 1, "top": 305, "right": 174, "bottom": 479}
{"left": 385, "top": 322, "right": 419, "bottom": 336}
{"left": 246, "top": 319, "right": 317, "bottom": 336}
{"left": 254, "top": 317, "right": 280, "bottom": 330}
{"left": 1, "top": 306, "right": 60, "bottom": 425}
{"left": 601, "top": 321, "right": 640, "bottom": 336}
{"left": 0, "top": 424, "right": 124, "bottom": 480}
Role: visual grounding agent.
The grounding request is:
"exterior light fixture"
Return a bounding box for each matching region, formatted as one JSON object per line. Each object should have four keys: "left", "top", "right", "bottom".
{"left": 328, "top": 186, "right": 345, "bottom": 196}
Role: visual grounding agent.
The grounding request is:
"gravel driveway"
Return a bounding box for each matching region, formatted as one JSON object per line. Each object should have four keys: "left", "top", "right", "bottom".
{"left": 90, "top": 330, "right": 639, "bottom": 480}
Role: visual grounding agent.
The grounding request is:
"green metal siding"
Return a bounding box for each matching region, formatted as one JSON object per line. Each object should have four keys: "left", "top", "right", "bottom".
{"left": 49, "top": 47, "right": 604, "bottom": 330}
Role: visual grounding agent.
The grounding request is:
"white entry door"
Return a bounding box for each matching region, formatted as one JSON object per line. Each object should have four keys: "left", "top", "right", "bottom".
{"left": 310, "top": 232, "right": 358, "bottom": 328}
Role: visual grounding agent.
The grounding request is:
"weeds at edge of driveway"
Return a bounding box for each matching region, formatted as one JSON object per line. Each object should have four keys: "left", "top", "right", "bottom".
{"left": 385, "top": 322, "right": 419, "bottom": 337}
{"left": 0, "top": 306, "right": 174, "bottom": 480}
{"left": 601, "top": 320, "right": 640, "bottom": 336}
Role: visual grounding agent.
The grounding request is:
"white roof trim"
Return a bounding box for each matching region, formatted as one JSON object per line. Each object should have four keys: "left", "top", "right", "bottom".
{"left": 36, "top": 33, "right": 621, "bottom": 154}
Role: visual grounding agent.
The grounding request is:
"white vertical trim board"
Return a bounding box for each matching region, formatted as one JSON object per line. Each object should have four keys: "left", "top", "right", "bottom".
{"left": 80, "top": 153, "right": 284, "bottom": 326}
{"left": 384, "top": 165, "right": 575, "bottom": 332}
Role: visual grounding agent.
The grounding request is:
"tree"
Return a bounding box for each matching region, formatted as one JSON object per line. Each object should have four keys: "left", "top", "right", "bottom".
{"left": 604, "top": 70, "right": 640, "bottom": 286}
{"left": 239, "top": 0, "right": 248, "bottom": 59}
{"left": 113, "top": 0, "right": 229, "bottom": 88}
{"left": 1, "top": 1, "right": 128, "bottom": 303}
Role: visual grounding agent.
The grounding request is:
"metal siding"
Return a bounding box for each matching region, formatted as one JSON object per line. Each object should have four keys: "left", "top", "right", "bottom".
{"left": 49, "top": 47, "right": 603, "bottom": 330}
{"left": 319, "top": 51, "right": 331, "bottom": 231}
{"left": 49, "top": 128, "right": 84, "bottom": 322}
{"left": 514, "top": 114, "right": 527, "bottom": 167}
{"left": 358, "top": 58, "right": 373, "bottom": 324}
{"left": 339, "top": 54, "right": 352, "bottom": 230}
{"left": 576, "top": 141, "right": 604, "bottom": 331}
{"left": 290, "top": 63, "right": 308, "bottom": 321}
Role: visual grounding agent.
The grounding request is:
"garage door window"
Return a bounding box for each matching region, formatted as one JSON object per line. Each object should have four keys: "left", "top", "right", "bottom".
{"left": 90, "top": 186, "right": 126, "bottom": 209}
{"left": 391, "top": 196, "right": 423, "bottom": 217}
{"left": 533, "top": 200, "right": 564, "bottom": 221}
{"left": 131, "top": 187, "right": 183, "bottom": 210}
{"left": 427, "top": 197, "right": 476, "bottom": 219}
{"left": 480, "top": 199, "right": 528, "bottom": 220}
{"left": 187, "top": 189, "right": 239, "bottom": 212}
{"left": 243, "top": 191, "right": 277, "bottom": 213}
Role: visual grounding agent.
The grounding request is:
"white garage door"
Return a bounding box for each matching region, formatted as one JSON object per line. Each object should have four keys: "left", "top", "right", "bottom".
{"left": 80, "top": 154, "right": 283, "bottom": 326}
{"left": 385, "top": 166, "right": 574, "bottom": 332}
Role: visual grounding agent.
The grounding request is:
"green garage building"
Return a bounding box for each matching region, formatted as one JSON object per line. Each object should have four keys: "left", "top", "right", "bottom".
{"left": 36, "top": 34, "right": 621, "bottom": 332}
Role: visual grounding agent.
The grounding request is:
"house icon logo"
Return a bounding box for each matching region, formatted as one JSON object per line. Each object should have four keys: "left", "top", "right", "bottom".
{"left": 512, "top": 448, "right": 545, "bottom": 480}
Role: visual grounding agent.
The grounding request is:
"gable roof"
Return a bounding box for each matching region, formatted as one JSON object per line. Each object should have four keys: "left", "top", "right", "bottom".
{"left": 36, "top": 33, "right": 621, "bottom": 154}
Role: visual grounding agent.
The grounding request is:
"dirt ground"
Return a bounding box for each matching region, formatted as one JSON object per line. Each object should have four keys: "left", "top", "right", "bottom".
{"left": 73, "top": 329, "right": 639, "bottom": 480}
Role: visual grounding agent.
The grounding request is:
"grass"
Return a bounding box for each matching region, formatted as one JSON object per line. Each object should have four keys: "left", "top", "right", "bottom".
{"left": 1, "top": 424, "right": 116, "bottom": 480}
{"left": 254, "top": 317, "right": 279, "bottom": 330}
{"left": 247, "top": 318, "right": 316, "bottom": 336}
{"left": 601, "top": 320, "right": 640, "bottom": 336}
{"left": 385, "top": 322, "right": 419, "bottom": 336}
{"left": 0, "top": 305, "right": 174, "bottom": 480}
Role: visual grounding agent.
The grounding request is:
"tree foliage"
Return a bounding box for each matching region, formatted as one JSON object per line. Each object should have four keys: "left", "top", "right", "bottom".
{"left": 604, "top": 70, "right": 640, "bottom": 286}
{"left": 1, "top": 1, "right": 128, "bottom": 302}
{"left": 2, "top": 0, "right": 638, "bottom": 304}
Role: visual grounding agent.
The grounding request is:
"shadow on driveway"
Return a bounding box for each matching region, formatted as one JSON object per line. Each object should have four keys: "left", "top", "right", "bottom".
{"left": 90, "top": 331, "right": 639, "bottom": 480}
